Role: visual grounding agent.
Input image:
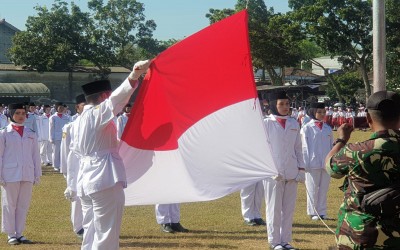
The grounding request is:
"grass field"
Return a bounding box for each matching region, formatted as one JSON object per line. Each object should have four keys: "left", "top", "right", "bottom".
{"left": 0, "top": 130, "right": 372, "bottom": 249}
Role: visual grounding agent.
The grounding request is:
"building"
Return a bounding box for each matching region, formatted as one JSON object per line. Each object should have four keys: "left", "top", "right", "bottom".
{"left": 0, "top": 19, "right": 20, "bottom": 64}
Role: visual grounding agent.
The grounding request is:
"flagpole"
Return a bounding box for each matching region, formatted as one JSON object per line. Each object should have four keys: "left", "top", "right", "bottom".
{"left": 372, "top": 0, "right": 386, "bottom": 92}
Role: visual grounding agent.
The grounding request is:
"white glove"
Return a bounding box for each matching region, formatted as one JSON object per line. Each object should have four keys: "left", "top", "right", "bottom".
{"left": 0, "top": 179, "right": 6, "bottom": 187}
{"left": 128, "top": 60, "right": 151, "bottom": 81}
{"left": 64, "top": 187, "right": 77, "bottom": 202}
{"left": 295, "top": 169, "right": 305, "bottom": 183}
{"left": 33, "top": 177, "right": 40, "bottom": 185}
{"left": 273, "top": 174, "right": 284, "bottom": 181}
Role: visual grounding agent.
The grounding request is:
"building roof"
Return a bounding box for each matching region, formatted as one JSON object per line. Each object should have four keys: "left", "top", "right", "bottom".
{"left": 0, "top": 64, "right": 130, "bottom": 73}
{"left": 0, "top": 83, "right": 50, "bottom": 97}
{"left": 0, "top": 19, "right": 20, "bottom": 32}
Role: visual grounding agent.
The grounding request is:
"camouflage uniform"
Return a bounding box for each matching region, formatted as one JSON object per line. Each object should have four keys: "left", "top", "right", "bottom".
{"left": 326, "top": 129, "right": 400, "bottom": 249}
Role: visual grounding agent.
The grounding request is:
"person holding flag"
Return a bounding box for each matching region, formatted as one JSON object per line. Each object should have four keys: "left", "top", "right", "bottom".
{"left": 263, "top": 91, "right": 305, "bottom": 250}
{"left": 69, "top": 60, "right": 150, "bottom": 250}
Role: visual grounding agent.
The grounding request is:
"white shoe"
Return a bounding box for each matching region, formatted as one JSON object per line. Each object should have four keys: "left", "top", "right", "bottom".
{"left": 311, "top": 215, "right": 319, "bottom": 220}
{"left": 270, "top": 244, "right": 285, "bottom": 250}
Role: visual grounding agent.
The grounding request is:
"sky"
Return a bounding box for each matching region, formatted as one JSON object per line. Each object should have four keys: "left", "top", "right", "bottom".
{"left": 1, "top": 0, "right": 290, "bottom": 40}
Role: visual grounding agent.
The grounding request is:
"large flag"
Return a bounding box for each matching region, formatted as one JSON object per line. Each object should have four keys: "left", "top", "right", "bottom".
{"left": 119, "top": 10, "right": 278, "bottom": 205}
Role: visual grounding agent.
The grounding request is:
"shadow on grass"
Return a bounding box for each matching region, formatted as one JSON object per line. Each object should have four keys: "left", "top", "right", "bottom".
{"left": 120, "top": 241, "right": 237, "bottom": 249}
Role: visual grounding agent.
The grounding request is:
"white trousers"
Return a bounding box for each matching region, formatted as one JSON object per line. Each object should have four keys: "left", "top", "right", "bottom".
{"left": 52, "top": 140, "right": 61, "bottom": 168}
{"left": 155, "top": 204, "right": 180, "bottom": 224}
{"left": 80, "top": 183, "right": 124, "bottom": 250}
{"left": 1, "top": 182, "right": 33, "bottom": 238}
{"left": 40, "top": 140, "right": 52, "bottom": 164}
{"left": 305, "top": 169, "right": 330, "bottom": 216}
{"left": 264, "top": 179, "right": 297, "bottom": 245}
{"left": 240, "top": 181, "right": 264, "bottom": 221}
{"left": 71, "top": 198, "right": 83, "bottom": 233}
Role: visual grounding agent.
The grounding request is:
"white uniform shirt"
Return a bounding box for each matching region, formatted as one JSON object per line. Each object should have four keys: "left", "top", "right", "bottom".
{"left": 357, "top": 111, "right": 366, "bottom": 117}
{"left": 116, "top": 113, "right": 129, "bottom": 140}
{"left": 38, "top": 114, "right": 51, "bottom": 141}
{"left": 49, "top": 113, "right": 70, "bottom": 142}
{"left": 25, "top": 112, "right": 39, "bottom": 137}
{"left": 74, "top": 78, "right": 135, "bottom": 196}
{"left": 71, "top": 113, "right": 79, "bottom": 122}
{"left": 67, "top": 116, "right": 82, "bottom": 191}
{"left": 0, "top": 124, "right": 42, "bottom": 182}
{"left": 300, "top": 120, "right": 333, "bottom": 169}
{"left": 60, "top": 122, "right": 73, "bottom": 175}
{"left": 264, "top": 115, "right": 304, "bottom": 180}
{"left": 0, "top": 113, "right": 8, "bottom": 128}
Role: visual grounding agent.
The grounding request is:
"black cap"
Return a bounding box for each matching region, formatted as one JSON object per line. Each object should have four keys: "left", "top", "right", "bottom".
{"left": 268, "top": 91, "right": 288, "bottom": 102}
{"left": 8, "top": 103, "right": 25, "bottom": 110}
{"left": 310, "top": 102, "right": 325, "bottom": 109}
{"left": 81, "top": 80, "right": 112, "bottom": 96}
{"left": 75, "top": 94, "right": 86, "bottom": 104}
{"left": 366, "top": 91, "right": 400, "bottom": 114}
{"left": 29, "top": 102, "right": 36, "bottom": 106}
{"left": 125, "top": 103, "right": 132, "bottom": 108}
{"left": 44, "top": 104, "right": 51, "bottom": 108}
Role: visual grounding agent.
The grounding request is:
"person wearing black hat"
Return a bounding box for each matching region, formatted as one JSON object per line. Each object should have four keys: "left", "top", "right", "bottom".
{"left": 300, "top": 102, "right": 333, "bottom": 221}
{"left": 263, "top": 91, "right": 305, "bottom": 250}
{"left": 67, "top": 60, "right": 150, "bottom": 249}
{"left": 60, "top": 94, "right": 87, "bottom": 240}
{"left": 38, "top": 105, "right": 53, "bottom": 166}
{"left": 0, "top": 103, "right": 41, "bottom": 245}
{"left": 49, "top": 102, "right": 70, "bottom": 172}
{"left": 326, "top": 90, "right": 400, "bottom": 249}
{"left": 24, "top": 102, "right": 39, "bottom": 138}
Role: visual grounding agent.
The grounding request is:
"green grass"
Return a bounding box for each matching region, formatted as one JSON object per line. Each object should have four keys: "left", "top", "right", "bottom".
{"left": 0, "top": 130, "right": 372, "bottom": 249}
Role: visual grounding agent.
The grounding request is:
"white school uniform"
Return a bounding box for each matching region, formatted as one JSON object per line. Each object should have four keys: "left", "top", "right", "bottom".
{"left": 73, "top": 78, "right": 135, "bottom": 250}
{"left": 240, "top": 181, "right": 264, "bottom": 222}
{"left": 25, "top": 112, "right": 39, "bottom": 137}
{"left": 116, "top": 113, "right": 129, "bottom": 140}
{"left": 49, "top": 113, "right": 70, "bottom": 169}
{"left": 0, "top": 113, "right": 8, "bottom": 128}
{"left": 263, "top": 115, "right": 304, "bottom": 246}
{"left": 300, "top": 120, "right": 333, "bottom": 217}
{"left": 38, "top": 114, "right": 52, "bottom": 164}
{"left": 61, "top": 121, "right": 83, "bottom": 234}
{"left": 155, "top": 204, "right": 181, "bottom": 224}
{"left": 0, "top": 124, "right": 41, "bottom": 238}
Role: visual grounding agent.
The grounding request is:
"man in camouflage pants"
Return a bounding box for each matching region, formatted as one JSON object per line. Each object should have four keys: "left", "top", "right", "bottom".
{"left": 325, "top": 90, "right": 400, "bottom": 249}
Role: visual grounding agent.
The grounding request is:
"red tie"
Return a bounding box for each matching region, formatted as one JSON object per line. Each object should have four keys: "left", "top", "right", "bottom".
{"left": 276, "top": 118, "right": 286, "bottom": 129}
{"left": 46, "top": 114, "right": 50, "bottom": 118}
{"left": 315, "top": 121, "right": 323, "bottom": 130}
{"left": 12, "top": 125, "right": 24, "bottom": 137}
{"left": 57, "top": 113, "right": 63, "bottom": 118}
{"left": 26, "top": 114, "right": 29, "bottom": 118}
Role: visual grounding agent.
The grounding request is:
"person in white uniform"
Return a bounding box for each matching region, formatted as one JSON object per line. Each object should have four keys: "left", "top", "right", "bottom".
{"left": 0, "top": 103, "right": 41, "bottom": 245}
{"left": 64, "top": 60, "right": 150, "bottom": 250}
{"left": 49, "top": 102, "right": 70, "bottom": 171}
{"left": 263, "top": 91, "right": 305, "bottom": 250}
{"left": 0, "top": 104, "right": 8, "bottom": 128}
{"left": 240, "top": 181, "right": 266, "bottom": 226}
{"left": 61, "top": 94, "right": 86, "bottom": 239}
{"left": 38, "top": 105, "right": 53, "bottom": 166}
{"left": 300, "top": 102, "right": 333, "bottom": 221}
{"left": 155, "top": 204, "right": 189, "bottom": 233}
{"left": 24, "top": 102, "right": 39, "bottom": 137}
{"left": 116, "top": 103, "right": 131, "bottom": 140}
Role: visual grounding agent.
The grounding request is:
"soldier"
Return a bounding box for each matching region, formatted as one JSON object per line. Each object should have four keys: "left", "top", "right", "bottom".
{"left": 325, "top": 90, "right": 400, "bottom": 249}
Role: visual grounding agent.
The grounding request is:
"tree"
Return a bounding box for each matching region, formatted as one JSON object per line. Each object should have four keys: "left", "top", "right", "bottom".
{"left": 8, "top": 0, "right": 157, "bottom": 76}
{"left": 289, "top": 0, "right": 373, "bottom": 101}
{"left": 206, "top": 0, "right": 305, "bottom": 85}
{"left": 325, "top": 72, "right": 363, "bottom": 104}
{"left": 386, "top": 0, "right": 400, "bottom": 92}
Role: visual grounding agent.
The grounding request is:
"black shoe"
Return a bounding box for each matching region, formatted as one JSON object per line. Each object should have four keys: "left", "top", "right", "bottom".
{"left": 171, "top": 222, "right": 189, "bottom": 232}
{"left": 76, "top": 228, "right": 84, "bottom": 239}
{"left": 244, "top": 219, "right": 257, "bottom": 226}
{"left": 7, "top": 237, "right": 20, "bottom": 245}
{"left": 253, "top": 218, "right": 266, "bottom": 226}
{"left": 17, "top": 236, "right": 33, "bottom": 244}
{"left": 161, "top": 223, "right": 175, "bottom": 233}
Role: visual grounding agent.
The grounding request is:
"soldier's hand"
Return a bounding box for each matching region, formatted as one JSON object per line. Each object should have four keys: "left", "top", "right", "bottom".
{"left": 337, "top": 123, "right": 353, "bottom": 142}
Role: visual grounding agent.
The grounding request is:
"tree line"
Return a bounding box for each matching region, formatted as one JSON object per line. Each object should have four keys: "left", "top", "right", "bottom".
{"left": 7, "top": 0, "right": 400, "bottom": 103}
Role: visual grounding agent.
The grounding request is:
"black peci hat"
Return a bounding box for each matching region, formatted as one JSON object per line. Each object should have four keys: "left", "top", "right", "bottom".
{"left": 310, "top": 102, "right": 325, "bottom": 109}
{"left": 8, "top": 103, "right": 26, "bottom": 110}
{"left": 81, "top": 80, "right": 112, "bottom": 96}
{"left": 268, "top": 91, "right": 288, "bottom": 102}
{"left": 75, "top": 94, "right": 86, "bottom": 104}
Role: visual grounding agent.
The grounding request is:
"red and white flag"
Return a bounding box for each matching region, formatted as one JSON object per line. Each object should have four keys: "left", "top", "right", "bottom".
{"left": 119, "top": 10, "right": 278, "bottom": 205}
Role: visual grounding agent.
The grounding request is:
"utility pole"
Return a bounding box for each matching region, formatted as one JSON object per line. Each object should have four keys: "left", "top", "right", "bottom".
{"left": 372, "top": 0, "right": 386, "bottom": 93}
